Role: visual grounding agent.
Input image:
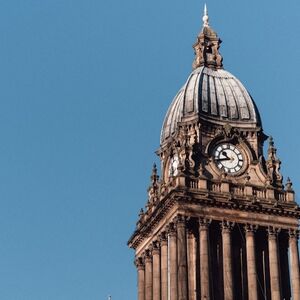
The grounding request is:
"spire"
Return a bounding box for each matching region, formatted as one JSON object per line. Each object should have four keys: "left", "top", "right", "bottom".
{"left": 151, "top": 163, "right": 158, "bottom": 184}
{"left": 266, "top": 136, "right": 283, "bottom": 187}
{"left": 192, "top": 5, "right": 223, "bottom": 70}
{"left": 203, "top": 4, "right": 209, "bottom": 27}
{"left": 147, "top": 163, "right": 160, "bottom": 205}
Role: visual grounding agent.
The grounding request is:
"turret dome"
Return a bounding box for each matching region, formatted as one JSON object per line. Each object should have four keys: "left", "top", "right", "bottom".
{"left": 160, "top": 7, "right": 261, "bottom": 145}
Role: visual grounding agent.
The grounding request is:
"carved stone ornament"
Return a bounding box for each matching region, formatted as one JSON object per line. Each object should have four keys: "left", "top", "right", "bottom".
{"left": 192, "top": 6, "right": 223, "bottom": 70}
{"left": 221, "top": 220, "right": 235, "bottom": 233}
{"left": 266, "top": 137, "right": 283, "bottom": 187}
{"left": 286, "top": 177, "right": 293, "bottom": 192}
{"left": 289, "top": 229, "right": 299, "bottom": 240}
{"left": 152, "top": 240, "right": 160, "bottom": 255}
{"left": 167, "top": 222, "right": 177, "bottom": 236}
{"left": 267, "top": 226, "right": 281, "bottom": 239}
{"left": 199, "top": 217, "right": 212, "bottom": 229}
{"left": 144, "top": 249, "right": 152, "bottom": 262}
{"left": 135, "top": 256, "right": 145, "bottom": 270}
{"left": 159, "top": 231, "right": 168, "bottom": 245}
{"left": 244, "top": 224, "right": 258, "bottom": 234}
{"left": 174, "top": 214, "right": 187, "bottom": 226}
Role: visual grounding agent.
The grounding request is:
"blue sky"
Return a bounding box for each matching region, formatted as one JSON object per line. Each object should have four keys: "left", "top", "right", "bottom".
{"left": 0, "top": 0, "right": 299, "bottom": 299}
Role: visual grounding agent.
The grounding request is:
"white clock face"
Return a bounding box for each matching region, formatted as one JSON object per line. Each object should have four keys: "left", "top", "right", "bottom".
{"left": 214, "top": 143, "right": 244, "bottom": 174}
{"left": 169, "top": 155, "right": 179, "bottom": 176}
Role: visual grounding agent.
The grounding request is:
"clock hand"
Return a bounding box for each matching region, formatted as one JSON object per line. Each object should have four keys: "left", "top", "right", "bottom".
{"left": 216, "top": 151, "right": 231, "bottom": 162}
{"left": 216, "top": 157, "right": 231, "bottom": 162}
{"left": 222, "top": 151, "right": 229, "bottom": 158}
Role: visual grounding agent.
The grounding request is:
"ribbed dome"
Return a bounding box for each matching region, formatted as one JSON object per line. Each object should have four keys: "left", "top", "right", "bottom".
{"left": 160, "top": 66, "right": 261, "bottom": 144}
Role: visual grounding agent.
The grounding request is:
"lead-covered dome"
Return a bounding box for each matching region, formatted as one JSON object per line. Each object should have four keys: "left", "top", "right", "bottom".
{"left": 160, "top": 7, "right": 261, "bottom": 144}
{"left": 160, "top": 66, "right": 261, "bottom": 143}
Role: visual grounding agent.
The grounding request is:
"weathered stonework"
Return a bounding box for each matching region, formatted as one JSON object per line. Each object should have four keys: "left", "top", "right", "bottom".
{"left": 128, "top": 7, "right": 300, "bottom": 300}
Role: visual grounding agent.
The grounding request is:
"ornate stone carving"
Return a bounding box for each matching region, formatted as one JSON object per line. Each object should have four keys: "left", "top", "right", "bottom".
{"left": 147, "top": 163, "right": 160, "bottom": 205}
{"left": 159, "top": 231, "right": 168, "bottom": 246}
{"left": 267, "top": 226, "right": 281, "bottom": 239}
{"left": 286, "top": 177, "right": 294, "bottom": 192}
{"left": 266, "top": 137, "right": 283, "bottom": 188}
{"left": 199, "top": 217, "right": 212, "bottom": 230}
{"left": 221, "top": 220, "right": 235, "bottom": 233}
{"left": 174, "top": 214, "right": 187, "bottom": 227}
{"left": 167, "top": 222, "right": 177, "bottom": 237}
{"left": 144, "top": 249, "right": 152, "bottom": 262}
{"left": 192, "top": 6, "right": 223, "bottom": 70}
{"left": 152, "top": 240, "right": 160, "bottom": 255}
{"left": 244, "top": 224, "right": 258, "bottom": 235}
{"left": 135, "top": 256, "right": 145, "bottom": 270}
{"left": 289, "top": 229, "right": 299, "bottom": 240}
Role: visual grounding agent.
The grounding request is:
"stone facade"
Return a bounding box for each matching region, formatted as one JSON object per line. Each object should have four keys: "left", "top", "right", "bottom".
{"left": 128, "top": 7, "right": 300, "bottom": 300}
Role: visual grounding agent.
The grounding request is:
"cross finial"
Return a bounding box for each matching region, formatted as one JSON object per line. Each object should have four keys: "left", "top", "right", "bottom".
{"left": 203, "top": 4, "right": 209, "bottom": 27}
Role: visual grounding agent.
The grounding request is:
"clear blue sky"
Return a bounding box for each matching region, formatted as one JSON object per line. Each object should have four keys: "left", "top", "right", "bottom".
{"left": 0, "top": 0, "right": 299, "bottom": 299}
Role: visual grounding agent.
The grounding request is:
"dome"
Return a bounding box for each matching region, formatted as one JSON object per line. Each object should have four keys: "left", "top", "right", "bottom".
{"left": 160, "top": 8, "right": 262, "bottom": 145}
{"left": 160, "top": 67, "right": 261, "bottom": 143}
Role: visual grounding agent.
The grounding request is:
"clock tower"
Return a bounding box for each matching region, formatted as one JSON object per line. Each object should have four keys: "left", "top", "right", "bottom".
{"left": 128, "top": 6, "right": 300, "bottom": 300}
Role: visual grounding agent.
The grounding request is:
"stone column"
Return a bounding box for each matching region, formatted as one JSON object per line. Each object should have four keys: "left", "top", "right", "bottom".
{"left": 221, "top": 221, "right": 234, "bottom": 300}
{"left": 145, "top": 249, "right": 153, "bottom": 300}
{"left": 152, "top": 241, "right": 161, "bottom": 300}
{"left": 177, "top": 215, "right": 188, "bottom": 300}
{"left": 244, "top": 224, "right": 258, "bottom": 300}
{"left": 289, "top": 229, "right": 300, "bottom": 300}
{"left": 199, "top": 218, "right": 211, "bottom": 300}
{"left": 169, "top": 222, "right": 178, "bottom": 300}
{"left": 135, "top": 257, "right": 145, "bottom": 300}
{"left": 187, "top": 229, "right": 196, "bottom": 300}
{"left": 268, "top": 227, "right": 281, "bottom": 300}
{"left": 160, "top": 232, "right": 168, "bottom": 300}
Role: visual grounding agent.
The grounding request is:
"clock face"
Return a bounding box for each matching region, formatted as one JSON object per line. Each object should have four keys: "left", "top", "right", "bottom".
{"left": 169, "top": 155, "right": 179, "bottom": 176}
{"left": 213, "top": 143, "right": 244, "bottom": 174}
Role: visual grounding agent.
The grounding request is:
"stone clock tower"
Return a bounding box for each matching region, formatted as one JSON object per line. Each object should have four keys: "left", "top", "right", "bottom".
{"left": 128, "top": 7, "right": 300, "bottom": 300}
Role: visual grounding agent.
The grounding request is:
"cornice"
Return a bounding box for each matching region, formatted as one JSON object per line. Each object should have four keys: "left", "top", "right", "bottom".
{"left": 128, "top": 185, "right": 300, "bottom": 250}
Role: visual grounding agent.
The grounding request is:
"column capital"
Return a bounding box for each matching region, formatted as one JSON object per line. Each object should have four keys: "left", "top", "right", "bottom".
{"left": 135, "top": 256, "right": 145, "bottom": 270}
{"left": 187, "top": 227, "right": 195, "bottom": 239}
{"left": 159, "top": 231, "right": 168, "bottom": 246}
{"left": 144, "top": 249, "right": 152, "bottom": 262}
{"left": 289, "top": 229, "right": 300, "bottom": 240}
{"left": 268, "top": 226, "right": 281, "bottom": 239}
{"left": 221, "top": 220, "right": 235, "bottom": 233}
{"left": 152, "top": 240, "right": 160, "bottom": 255}
{"left": 244, "top": 224, "right": 258, "bottom": 235}
{"left": 167, "top": 222, "right": 177, "bottom": 237}
{"left": 174, "top": 214, "right": 187, "bottom": 226}
{"left": 199, "top": 217, "right": 212, "bottom": 230}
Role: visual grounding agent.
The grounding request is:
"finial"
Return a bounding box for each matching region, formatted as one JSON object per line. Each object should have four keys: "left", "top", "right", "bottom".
{"left": 152, "top": 163, "right": 157, "bottom": 173}
{"left": 193, "top": 4, "right": 223, "bottom": 69}
{"left": 286, "top": 177, "right": 293, "bottom": 191}
{"left": 268, "top": 136, "right": 274, "bottom": 148}
{"left": 139, "top": 208, "right": 144, "bottom": 217}
{"left": 151, "top": 163, "right": 158, "bottom": 183}
{"left": 203, "top": 4, "right": 209, "bottom": 27}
